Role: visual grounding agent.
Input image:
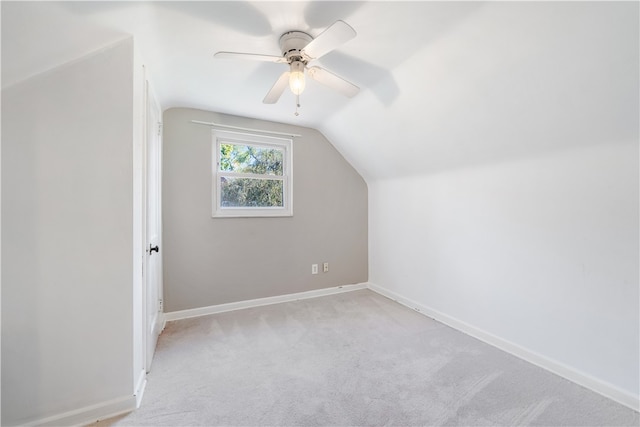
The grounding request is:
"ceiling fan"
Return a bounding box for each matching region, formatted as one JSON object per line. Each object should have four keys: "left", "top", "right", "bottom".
{"left": 214, "top": 20, "right": 360, "bottom": 113}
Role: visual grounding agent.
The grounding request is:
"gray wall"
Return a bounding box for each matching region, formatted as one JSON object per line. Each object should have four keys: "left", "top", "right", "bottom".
{"left": 162, "top": 108, "right": 368, "bottom": 312}
{"left": 1, "top": 40, "right": 135, "bottom": 424}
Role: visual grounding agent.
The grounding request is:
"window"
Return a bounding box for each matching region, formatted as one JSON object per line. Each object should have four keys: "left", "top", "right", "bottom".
{"left": 212, "top": 130, "right": 292, "bottom": 217}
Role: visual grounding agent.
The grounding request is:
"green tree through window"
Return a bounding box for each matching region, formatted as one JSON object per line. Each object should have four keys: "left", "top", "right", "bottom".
{"left": 219, "top": 143, "right": 284, "bottom": 207}
{"left": 220, "top": 143, "right": 283, "bottom": 175}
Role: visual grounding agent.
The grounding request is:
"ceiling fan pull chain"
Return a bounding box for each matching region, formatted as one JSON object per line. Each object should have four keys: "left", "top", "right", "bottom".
{"left": 295, "top": 93, "right": 301, "bottom": 116}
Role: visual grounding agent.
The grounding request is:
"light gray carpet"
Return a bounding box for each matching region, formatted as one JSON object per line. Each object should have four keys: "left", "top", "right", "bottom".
{"left": 94, "top": 289, "right": 639, "bottom": 426}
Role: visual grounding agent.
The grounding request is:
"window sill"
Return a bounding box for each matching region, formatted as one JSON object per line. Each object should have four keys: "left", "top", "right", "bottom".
{"left": 212, "top": 209, "right": 293, "bottom": 218}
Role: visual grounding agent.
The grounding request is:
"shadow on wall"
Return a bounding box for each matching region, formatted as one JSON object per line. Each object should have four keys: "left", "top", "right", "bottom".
{"left": 303, "top": 1, "right": 365, "bottom": 31}
{"left": 62, "top": 1, "right": 273, "bottom": 37}
{"left": 59, "top": 1, "right": 487, "bottom": 111}
{"left": 318, "top": 51, "right": 399, "bottom": 106}
{"left": 159, "top": 2, "right": 273, "bottom": 37}
{"left": 317, "top": 2, "right": 487, "bottom": 108}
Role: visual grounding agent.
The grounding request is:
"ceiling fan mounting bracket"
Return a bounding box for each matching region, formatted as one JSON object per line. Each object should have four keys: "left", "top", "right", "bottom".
{"left": 279, "top": 31, "right": 312, "bottom": 63}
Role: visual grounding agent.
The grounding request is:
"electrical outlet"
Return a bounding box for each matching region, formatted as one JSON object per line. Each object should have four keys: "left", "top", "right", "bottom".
{"left": 323, "top": 262, "right": 329, "bottom": 273}
{"left": 311, "top": 264, "right": 318, "bottom": 275}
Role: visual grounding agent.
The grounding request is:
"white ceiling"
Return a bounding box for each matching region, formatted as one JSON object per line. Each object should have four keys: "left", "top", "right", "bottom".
{"left": 2, "top": 1, "right": 637, "bottom": 181}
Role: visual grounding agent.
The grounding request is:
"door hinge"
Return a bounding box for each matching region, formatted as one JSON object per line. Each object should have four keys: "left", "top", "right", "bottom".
{"left": 157, "top": 122, "right": 162, "bottom": 136}
{"left": 158, "top": 299, "right": 164, "bottom": 312}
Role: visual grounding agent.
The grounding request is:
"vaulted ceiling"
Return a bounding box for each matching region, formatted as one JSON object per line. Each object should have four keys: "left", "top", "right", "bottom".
{"left": 3, "top": 1, "right": 637, "bottom": 181}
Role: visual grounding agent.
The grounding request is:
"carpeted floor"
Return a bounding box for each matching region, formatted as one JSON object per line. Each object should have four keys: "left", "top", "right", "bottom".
{"left": 92, "top": 289, "right": 639, "bottom": 426}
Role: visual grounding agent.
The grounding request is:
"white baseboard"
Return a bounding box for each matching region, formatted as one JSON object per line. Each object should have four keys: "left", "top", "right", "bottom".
{"left": 367, "top": 282, "right": 640, "bottom": 412}
{"left": 27, "top": 395, "right": 136, "bottom": 427}
{"left": 164, "top": 283, "right": 368, "bottom": 322}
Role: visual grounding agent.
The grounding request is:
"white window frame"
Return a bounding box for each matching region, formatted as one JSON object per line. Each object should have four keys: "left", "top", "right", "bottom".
{"left": 212, "top": 129, "right": 293, "bottom": 218}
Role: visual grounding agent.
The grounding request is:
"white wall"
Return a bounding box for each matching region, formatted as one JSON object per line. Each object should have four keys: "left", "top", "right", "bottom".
{"left": 318, "top": 1, "right": 639, "bottom": 407}
{"left": 369, "top": 140, "right": 639, "bottom": 402}
{"left": 1, "top": 39, "right": 136, "bottom": 425}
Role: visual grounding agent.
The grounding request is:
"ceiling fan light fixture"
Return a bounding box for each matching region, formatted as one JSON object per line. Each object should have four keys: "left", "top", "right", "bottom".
{"left": 289, "top": 61, "right": 305, "bottom": 95}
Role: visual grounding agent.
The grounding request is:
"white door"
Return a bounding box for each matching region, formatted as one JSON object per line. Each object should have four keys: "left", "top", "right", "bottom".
{"left": 145, "top": 83, "right": 163, "bottom": 372}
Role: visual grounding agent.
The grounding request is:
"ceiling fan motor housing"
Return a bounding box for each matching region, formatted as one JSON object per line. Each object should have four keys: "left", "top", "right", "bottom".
{"left": 279, "top": 31, "right": 312, "bottom": 63}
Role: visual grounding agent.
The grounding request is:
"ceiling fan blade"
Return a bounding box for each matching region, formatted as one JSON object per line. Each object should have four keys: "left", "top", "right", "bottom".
{"left": 307, "top": 66, "right": 359, "bottom": 98}
{"left": 301, "top": 20, "right": 356, "bottom": 60}
{"left": 214, "top": 51, "right": 286, "bottom": 63}
{"left": 263, "top": 71, "right": 290, "bottom": 104}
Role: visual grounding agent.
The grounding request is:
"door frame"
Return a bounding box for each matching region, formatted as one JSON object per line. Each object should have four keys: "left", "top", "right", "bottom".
{"left": 142, "top": 78, "right": 164, "bottom": 373}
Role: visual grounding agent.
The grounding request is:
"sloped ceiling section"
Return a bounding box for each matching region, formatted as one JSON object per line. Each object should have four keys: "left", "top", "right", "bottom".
{"left": 3, "top": 1, "right": 637, "bottom": 181}
{"left": 322, "top": 2, "right": 639, "bottom": 180}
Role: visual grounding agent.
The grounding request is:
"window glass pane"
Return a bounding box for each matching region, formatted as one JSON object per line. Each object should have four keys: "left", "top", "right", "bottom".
{"left": 220, "top": 143, "right": 283, "bottom": 176}
{"left": 220, "top": 177, "right": 284, "bottom": 207}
